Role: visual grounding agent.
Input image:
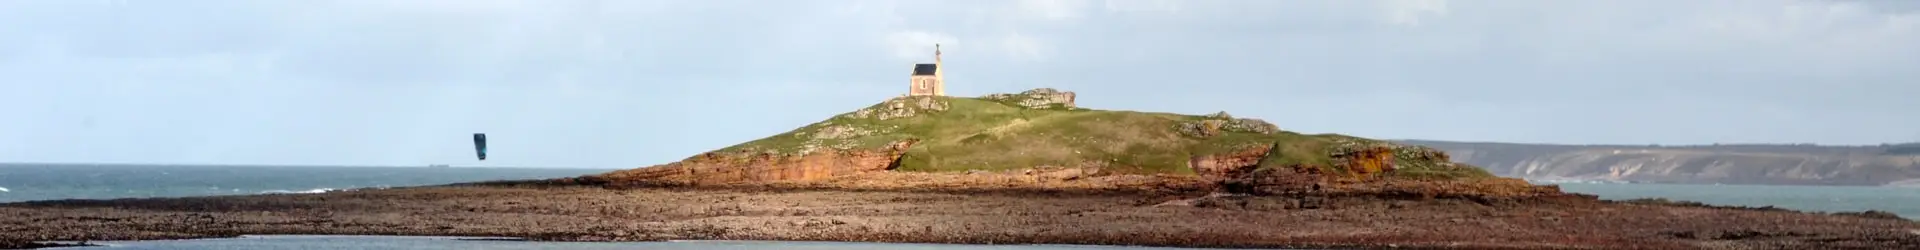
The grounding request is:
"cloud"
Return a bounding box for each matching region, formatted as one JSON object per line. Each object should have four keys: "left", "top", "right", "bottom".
{"left": 3, "top": 0, "right": 1919, "bottom": 167}
{"left": 995, "top": 32, "right": 1048, "bottom": 62}
{"left": 1103, "top": 0, "right": 1180, "bottom": 14}
{"left": 1018, "top": 0, "right": 1094, "bottom": 21}
{"left": 884, "top": 30, "right": 959, "bottom": 62}
{"left": 1383, "top": 0, "right": 1449, "bottom": 27}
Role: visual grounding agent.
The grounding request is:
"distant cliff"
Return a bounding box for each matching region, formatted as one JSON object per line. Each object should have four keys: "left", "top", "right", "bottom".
{"left": 1394, "top": 140, "right": 1920, "bottom": 186}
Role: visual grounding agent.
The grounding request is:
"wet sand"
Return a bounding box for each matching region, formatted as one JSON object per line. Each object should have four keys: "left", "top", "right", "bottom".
{"left": 2, "top": 178, "right": 1917, "bottom": 250}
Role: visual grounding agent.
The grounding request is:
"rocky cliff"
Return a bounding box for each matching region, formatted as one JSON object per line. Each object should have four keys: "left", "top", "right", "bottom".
{"left": 1396, "top": 140, "right": 1920, "bottom": 186}
{"left": 591, "top": 88, "right": 1494, "bottom": 187}
{"left": 596, "top": 140, "right": 918, "bottom": 186}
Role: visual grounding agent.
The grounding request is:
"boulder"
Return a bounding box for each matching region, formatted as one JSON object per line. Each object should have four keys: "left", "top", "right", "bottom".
{"left": 1189, "top": 145, "right": 1271, "bottom": 181}
{"left": 1176, "top": 112, "right": 1279, "bottom": 137}
{"left": 1220, "top": 167, "right": 1327, "bottom": 195}
{"left": 1330, "top": 145, "right": 1396, "bottom": 177}
{"left": 1224, "top": 118, "right": 1279, "bottom": 134}
{"left": 1177, "top": 120, "right": 1227, "bottom": 137}
{"left": 981, "top": 88, "right": 1077, "bottom": 109}
{"left": 846, "top": 96, "right": 949, "bottom": 120}
{"left": 812, "top": 125, "right": 874, "bottom": 140}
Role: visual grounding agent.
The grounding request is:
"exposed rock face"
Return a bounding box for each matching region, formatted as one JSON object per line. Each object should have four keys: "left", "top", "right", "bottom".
{"left": 980, "top": 88, "right": 1076, "bottom": 109}
{"left": 1320, "top": 139, "right": 1486, "bottom": 180}
{"left": 597, "top": 140, "right": 918, "bottom": 185}
{"left": 1188, "top": 145, "right": 1271, "bottom": 181}
{"left": 846, "top": 96, "right": 949, "bottom": 120}
{"left": 1220, "top": 167, "right": 1325, "bottom": 195}
{"left": 1331, "top": 145, "right": 1396, "bottom": 176}
{"left": 777, "top": 122, "right": 901, "bottom": 155}
{"left": 1177, "top": 120, "right": 1227, "bottom": 137}
{"left": 811, "top": 125, "right": 874, "bottom": 140}
{"left": 1191, "top": 140, "right": 1506, "bottom": 196}
{"left": 1223, "top": 119, "right": 1278, "bottom": 134}
{"left": 1176, "top": 111, "right": 1279, "bottom": 137}
{"left": 1392, "top": 145, "right": 1453, "bottom": 167}
{"left": 1887, "top": 179, "right": 1920, "bottom": 187}
{"left": 1397, "top": 140, "right": 1920, "bottom": 186}
{"left": 1221, "top": 166, "right": 1570, "bottom": 199}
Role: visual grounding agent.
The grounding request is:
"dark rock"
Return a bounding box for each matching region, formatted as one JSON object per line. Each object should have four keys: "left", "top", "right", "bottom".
{"left": 1832, "top": 210, "right": 1906, "bottom": 220}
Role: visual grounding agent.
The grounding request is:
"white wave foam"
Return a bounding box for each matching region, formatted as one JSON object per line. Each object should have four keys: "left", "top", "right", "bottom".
{"left": 258, "top": 188, "right": 336, "bottom": 194}
{"left": 0, "top": 186, "right": 9, "bottom": 192}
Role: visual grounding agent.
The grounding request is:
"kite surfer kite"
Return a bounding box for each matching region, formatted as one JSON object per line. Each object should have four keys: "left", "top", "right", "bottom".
{"left": 473, "top": 133, "right": 487, "bottom": 160}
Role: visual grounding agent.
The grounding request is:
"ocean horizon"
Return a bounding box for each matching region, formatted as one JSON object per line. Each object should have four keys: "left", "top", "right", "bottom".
{"left": 0, "top": 163, "right": 609, "bottom": 202}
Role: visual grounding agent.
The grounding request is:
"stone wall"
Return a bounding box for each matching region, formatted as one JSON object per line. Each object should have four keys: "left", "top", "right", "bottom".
{"left": 909, "top": 75, "right": 942, "bottom": 96}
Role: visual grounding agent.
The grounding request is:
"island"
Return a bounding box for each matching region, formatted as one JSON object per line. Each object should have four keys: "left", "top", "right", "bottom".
{"left": 2, "top": 88, "right": 1916, "bottom": 250}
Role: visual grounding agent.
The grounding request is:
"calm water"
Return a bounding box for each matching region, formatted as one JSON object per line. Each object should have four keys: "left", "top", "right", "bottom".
{"left": 0, "top": 163, "right": 607, "bottom": 202}
{"left": 3, "top": 164, "right": 1916, "bottom": 249}
{"left": 1551, "top": 182, "right": 1920, "bottom": 218}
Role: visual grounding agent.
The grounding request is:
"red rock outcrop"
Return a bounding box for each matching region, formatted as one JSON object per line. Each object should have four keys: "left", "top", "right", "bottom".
{"left": 1187, "top": 145, "right": 1272, "bottom": 181}
{"left": 596, "top": 140, "right": 917, "bottom": 186}
{"left": 1331, "top": 145, "right": 1395, "bottom": 178}
{"left": 1219, "top": 165, "right": 1328, "bottom": 195}
{"left": 1221, "top": 164, "right": 1575, "bottom": 200}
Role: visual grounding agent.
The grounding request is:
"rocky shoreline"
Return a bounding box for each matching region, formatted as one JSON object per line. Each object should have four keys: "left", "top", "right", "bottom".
{"left": 0, "top": 242, "right": 91, "bottom": 249}
{"left": 3, "top": 171, "right": 1917, "bottom": 250}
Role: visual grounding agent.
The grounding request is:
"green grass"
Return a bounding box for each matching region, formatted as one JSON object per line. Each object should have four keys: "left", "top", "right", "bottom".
{"left": 704, "top": 91, "right": 1494, "bottom": 179}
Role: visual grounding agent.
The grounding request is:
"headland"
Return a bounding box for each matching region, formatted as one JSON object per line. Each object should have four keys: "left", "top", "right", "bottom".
{"left": 3, "top": 88, "right": 1916, "bottom": 249}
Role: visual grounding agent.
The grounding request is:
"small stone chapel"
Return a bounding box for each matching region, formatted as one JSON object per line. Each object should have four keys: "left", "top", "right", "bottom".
{"left": 908, "top": 44, "right": 946, "bottom": 96}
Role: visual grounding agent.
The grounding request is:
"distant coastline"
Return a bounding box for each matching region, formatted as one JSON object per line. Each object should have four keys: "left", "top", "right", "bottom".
{"left": 1398, "top": 139, "right": 1920, "bottom": 186}
{"left": 1887, "top": 179, "right": 1920, "bottom": 187}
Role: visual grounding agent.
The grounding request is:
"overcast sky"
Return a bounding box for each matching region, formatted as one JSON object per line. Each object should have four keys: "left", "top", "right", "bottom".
{"left": 1, "top": 0, "right": 1916, "bottom": 168}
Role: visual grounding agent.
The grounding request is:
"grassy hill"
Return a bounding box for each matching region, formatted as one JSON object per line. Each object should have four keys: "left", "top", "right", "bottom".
{"left": 704, "top": 88, "right": 1491, "bottom": 180}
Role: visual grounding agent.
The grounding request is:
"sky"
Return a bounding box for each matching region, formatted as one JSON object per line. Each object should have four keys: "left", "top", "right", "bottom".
{"left": 0, "top": 0, "right": 1916, "bottom": 168}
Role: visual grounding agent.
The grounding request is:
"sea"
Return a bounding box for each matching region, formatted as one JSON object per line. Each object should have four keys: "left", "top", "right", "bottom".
{"left": 2, "top": 164, "right": 1916, "bottom": 249}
